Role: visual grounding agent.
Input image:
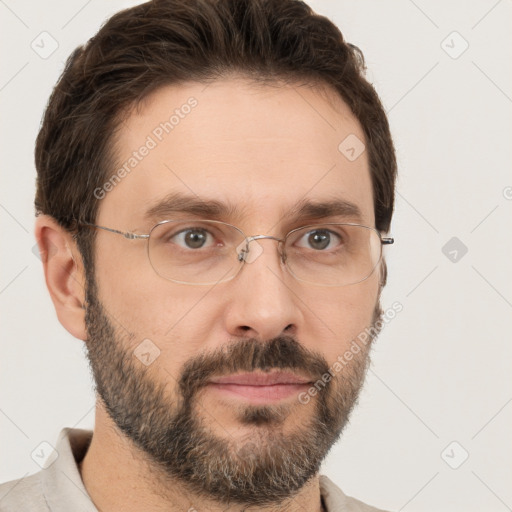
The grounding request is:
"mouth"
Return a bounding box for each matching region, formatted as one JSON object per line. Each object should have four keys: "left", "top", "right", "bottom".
{"left": 206, "top": 371, "right": 313, "bottom": 404}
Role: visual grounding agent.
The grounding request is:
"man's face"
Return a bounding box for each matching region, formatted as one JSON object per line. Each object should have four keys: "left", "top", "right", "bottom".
{"left": 83, "top": 77, "right": 383, "bottom": 506}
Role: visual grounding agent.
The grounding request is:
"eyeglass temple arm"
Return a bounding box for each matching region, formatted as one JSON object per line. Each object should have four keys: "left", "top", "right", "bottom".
{"left": 381, "top": 237, "right": 394, "bottom": 245}
{"left": 80, "top": 222, "right": 149, "bottom": 240}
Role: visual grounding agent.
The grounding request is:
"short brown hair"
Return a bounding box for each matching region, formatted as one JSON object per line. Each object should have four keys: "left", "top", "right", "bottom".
{"left": 35, "top": 0, "right": 397, "bottom": 273}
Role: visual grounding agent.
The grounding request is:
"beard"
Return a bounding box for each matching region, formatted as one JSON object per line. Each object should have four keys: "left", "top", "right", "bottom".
{"left": 82, "top": 272, "right": 383, "bottom": 508}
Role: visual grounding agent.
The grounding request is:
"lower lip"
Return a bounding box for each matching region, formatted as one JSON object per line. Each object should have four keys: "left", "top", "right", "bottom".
{"left": 207, "top": 383, "right": 310, "bottom": 404}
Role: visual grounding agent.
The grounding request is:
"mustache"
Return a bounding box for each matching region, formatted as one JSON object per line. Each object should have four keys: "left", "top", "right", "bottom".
{"left": 178, "top": 335, "right": 330, "bottom": 401}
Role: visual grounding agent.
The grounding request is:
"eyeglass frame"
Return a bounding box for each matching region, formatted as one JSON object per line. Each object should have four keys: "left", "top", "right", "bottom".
{"left": 77, "top": 219, "right": 394, "bottom": 287}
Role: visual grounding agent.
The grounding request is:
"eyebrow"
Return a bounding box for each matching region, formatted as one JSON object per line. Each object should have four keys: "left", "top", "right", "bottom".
{"left": 143, "top": 192, "right": 364, "bottom": 226}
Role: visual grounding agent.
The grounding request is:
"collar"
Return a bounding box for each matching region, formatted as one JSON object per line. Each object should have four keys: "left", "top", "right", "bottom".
{"left": 41, "top": 427, "right": 96, "bottom": 512}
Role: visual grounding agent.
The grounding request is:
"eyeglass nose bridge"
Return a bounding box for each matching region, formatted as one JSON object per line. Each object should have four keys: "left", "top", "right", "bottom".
{"left": 237, "top": 234, "right": 287, "bottom": 264}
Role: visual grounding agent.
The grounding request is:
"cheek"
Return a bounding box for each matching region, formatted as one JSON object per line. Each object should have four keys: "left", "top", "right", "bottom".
{"left": 94, "top": 239, "right": 199, "bottom": 338}
{"left": 302, "top": 275, "right": 379, "bottom": 360}
{"left": 94, "top": 242, "right": 224, "bottom": 378}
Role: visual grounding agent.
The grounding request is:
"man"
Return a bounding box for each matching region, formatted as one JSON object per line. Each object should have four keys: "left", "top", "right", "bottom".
{"left": 0, "top": 0, "right": 396, "bottom": 510}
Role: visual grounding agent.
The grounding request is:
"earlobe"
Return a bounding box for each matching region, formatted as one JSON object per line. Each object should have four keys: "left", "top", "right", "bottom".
{"left": 34, "top": 215, "right": 88, "bottom": 341}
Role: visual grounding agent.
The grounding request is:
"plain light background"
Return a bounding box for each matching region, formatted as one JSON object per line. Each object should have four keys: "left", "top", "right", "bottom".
{"left": 1, "top": 1, "right": 511, "bottom": 511}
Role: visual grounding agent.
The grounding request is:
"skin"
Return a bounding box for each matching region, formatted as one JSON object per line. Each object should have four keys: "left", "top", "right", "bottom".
{"left": 35, "top": 76, "right": 385, "bottom": 512}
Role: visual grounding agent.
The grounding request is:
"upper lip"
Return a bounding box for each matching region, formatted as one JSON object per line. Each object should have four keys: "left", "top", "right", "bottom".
{"left": 209, "top": 371, "right": 312, "bottom": 386}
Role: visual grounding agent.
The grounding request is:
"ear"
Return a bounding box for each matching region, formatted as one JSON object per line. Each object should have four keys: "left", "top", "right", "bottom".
{"left": 378, "top": 258, "right": 388, "bottom": 288}
{"left": 34, "top": 215, "right": 87, "bottom": 341}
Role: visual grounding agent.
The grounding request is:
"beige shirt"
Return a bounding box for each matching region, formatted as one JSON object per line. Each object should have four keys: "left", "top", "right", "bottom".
{"left": 0, "top": 428, "right": 390, "bottom": 511}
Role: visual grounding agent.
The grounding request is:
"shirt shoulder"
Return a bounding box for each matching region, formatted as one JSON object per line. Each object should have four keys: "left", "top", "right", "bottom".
{"left": 0, "top": 472, "right": 49, "bottom": 512}
{"left": 320, "top": 474, "right": 392, "bottom": 512}
{"left": 0, "top": 427, "right": 96, "bottom": 512}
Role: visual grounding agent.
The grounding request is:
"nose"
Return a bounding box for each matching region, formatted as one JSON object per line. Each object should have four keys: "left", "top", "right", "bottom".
{"left": 223, "top": 237, "right": 301, "bottom": 341}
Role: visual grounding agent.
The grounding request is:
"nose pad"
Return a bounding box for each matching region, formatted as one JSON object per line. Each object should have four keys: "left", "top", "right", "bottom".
{"left": 236, "top": 242, "right": 248, "bottom": 263}
{"left": 235, "top": 236, "right": 286, "bottom": 266}
{"left": 236, "top": 239, "right": 262, "bottom": 264}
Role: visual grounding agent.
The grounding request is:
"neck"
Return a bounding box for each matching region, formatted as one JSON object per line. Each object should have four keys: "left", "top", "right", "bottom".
{"left": 79, "top": 405, "right": 325, "bottom": 512}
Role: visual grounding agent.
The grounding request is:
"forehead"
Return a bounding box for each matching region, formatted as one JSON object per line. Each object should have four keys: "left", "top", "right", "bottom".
{"left": 99, "top": 77, "right": 374, "bottom": 230}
